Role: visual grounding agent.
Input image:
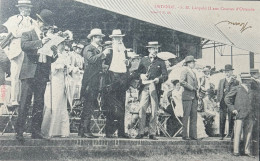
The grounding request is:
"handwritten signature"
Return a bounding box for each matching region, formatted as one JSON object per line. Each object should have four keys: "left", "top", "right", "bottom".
{"left": 216, "top": 20, "right": 252, "bottom": 33}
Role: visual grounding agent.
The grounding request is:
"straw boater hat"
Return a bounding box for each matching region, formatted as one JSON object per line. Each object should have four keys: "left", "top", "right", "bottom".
{"left": 146, "top": 41, "right": 161, "bottom": 48}
{"left": 36, "top": 9, "right": 55, "bottom": 26}
{"left": 109, "top": 29, "right": 125, "bottom": 38}
{"left": 87, "top": 28, "right": 105, "bottom": 39}
{"left": 16, "top": 0, "right": 33, "bottom": 8}
{"left": 223, "top": 64, "right": 234, "bottom": 71}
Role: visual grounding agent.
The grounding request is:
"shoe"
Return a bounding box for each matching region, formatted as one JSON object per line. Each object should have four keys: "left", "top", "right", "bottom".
{"left": 219, "top": 137, "right": 224, "bottom": 140}
{"left": 182, "top": 137, "right": 190, "bottom": 140}
{"left": 16, "top": 134, "right": 25, "bottom": 142}
{"left": 149, "top": 135, "right": 158, "bottom": 140}
{"left": 105, "top": 134, "right": 114, "bottom": 138}
{"left": 60, "top": 135, "right": 69, "bottom": 138}
{"left": 31, "top": 133, "right": 44, "bottom": 139}
{"left": 85, "top": 133, "right": 99, "bottom": 138}
{"left": 233, "top": 153, "right": 240, "bottom": 156}
{"left": 190, "top": 137, "right": 198, "bottom": 140}
{"left": 79, "top": 133, "right": 87, "bottom": 138}
{"left": 244, "top": 154, "right": 255, "bottom": 158}
{"left": 135, "top": 134, "right": 144, "bottom": 139}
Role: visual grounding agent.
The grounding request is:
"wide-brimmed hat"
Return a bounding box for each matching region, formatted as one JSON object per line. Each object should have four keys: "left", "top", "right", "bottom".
{"left": 240, "top": 72, "right": 251, "bottom": 80}
{"left": 224, "top": 64, "right": 234, "bottom": 71}
{"left": 87, "top": 28, "right": 105, "bottom": 39}
{"left": 16, "top": 0, "right": 33, "bottom": 8}
{"left": 184, "top": 55, "right": 196, "bottom": 63}
{"left": 36, "top": 9, "right": 55, "bottom": 26}
{"left": 109, "top": 29, "right": 125, "bottom": 38}
{"left": 146, "top": 41, "right": 161, "bottom": 48}
{"left": 250, "top": 68, "right": 259, "bottom": 74}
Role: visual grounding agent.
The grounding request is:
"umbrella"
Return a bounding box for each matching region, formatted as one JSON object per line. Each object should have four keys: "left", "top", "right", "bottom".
{"left": 157, "top": 52, "right": 176, "bottom": 60}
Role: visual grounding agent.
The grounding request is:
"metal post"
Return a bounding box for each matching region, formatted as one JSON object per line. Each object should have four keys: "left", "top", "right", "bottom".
{"left": 231, "top": 46, "right": 233, "bottom": 66}
{"left": 213, "top": 42, "right": 216, "bottom": 68}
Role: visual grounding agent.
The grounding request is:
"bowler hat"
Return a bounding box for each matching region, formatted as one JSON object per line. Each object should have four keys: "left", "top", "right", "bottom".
{"left": 109, "top": 29, "right": 125, "bottom": 38}
{"left": 36, "top": 9, "right": 54, "bottom": 26}
{"left": 240, "top": 72, "right": 251, "bottom": 80}
{"left": 146, "top": 41, "right": 161, "bottom": 48}
{"left": 87, "top": 28, "right": 105, "bottom": 39}
{"left": 16, "top": 0, "right": 33, "bottom": 8}
{"left": 224, "top": 64, "right": 234, "bottom": 71}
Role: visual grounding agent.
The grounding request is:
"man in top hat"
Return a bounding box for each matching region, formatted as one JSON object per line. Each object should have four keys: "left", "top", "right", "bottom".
{"left": 217, "top": 64, "right": 239, "bottom": 140}
{"left": 225, "top": 73, "right": 255, "bottom": 157}
{"left": 180, "top": 55, "right": 199, "bottom": 140}
{"left": 79, "top": 28, "right": 110, "bottom": 138}
{"left": 135, "top": 41, "right": 168, "bottom": 140}
{"left": 16, "top": 9, "right": 57, "bottom": 141}
{"left": 102, "top": 29, "right": 131, "bottom": 138}
{"left": 0, "top": 0, "right": 35, "bottom": 107}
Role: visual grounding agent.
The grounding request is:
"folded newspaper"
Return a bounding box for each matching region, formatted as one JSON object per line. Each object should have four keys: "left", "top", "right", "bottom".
{"left": 38, "top": 34, "right": 65, "bottom": 56}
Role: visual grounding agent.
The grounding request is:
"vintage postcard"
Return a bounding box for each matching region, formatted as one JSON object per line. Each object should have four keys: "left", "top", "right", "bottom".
{"left": 0, "top": 0, "right": 259, "bottom": 160}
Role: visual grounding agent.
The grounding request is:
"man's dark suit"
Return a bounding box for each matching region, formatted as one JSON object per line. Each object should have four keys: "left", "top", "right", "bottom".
{"left": 80, "top": 44, "right": 105, "bottom": 135}
{"left": 217, "top": 77, "right": 239, "bottom": 138}
{"left": 16, "top": 29, "right": 54, "bottom": 137}
{"left": 225, "top": 85, "right": 255, "bottom": 155}
{"left": 180, "top": 67, "right": 198, "bottom": 139}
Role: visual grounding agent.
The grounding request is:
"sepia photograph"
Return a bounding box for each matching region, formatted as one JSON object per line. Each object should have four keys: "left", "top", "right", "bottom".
{"left": 0, "top": 0, "right": 259, "bottom": 160}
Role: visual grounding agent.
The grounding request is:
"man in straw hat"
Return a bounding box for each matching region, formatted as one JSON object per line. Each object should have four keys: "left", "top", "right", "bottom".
{"left": 0, "top": 0, "right": 35, "bottom": 107}
{"left": 135, "top": 41, "right": 168, "bottom": 140}
{"left": 102, "top": 29, "right": 131, "bottom": 138}
{"left": 225, "top": 73, "right": 255, "bottom": 157}
{"left": 217, "top": 64, "right": 239, "bottom": 140}
{"left": 180, "top": 55, "right": 199, "bottom": 140}
{"left": 16, "top": 9, "right": 57, "bottom": 141}
{"left": 79, "top": 28, "right": 110, "bottom": 138}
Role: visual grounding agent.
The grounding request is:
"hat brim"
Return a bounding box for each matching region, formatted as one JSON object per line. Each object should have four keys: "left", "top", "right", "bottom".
{"left": 146, "top": 45, "right": 161, "bottom": 48}
{"left": 109, "top": 34, "right": 125, "bottom": 38}
{"left": 185, "top": 60, "right": 196, "bottom": 64}
{"left": 87, "top": 33, "right": 105, "bottom": 39}
{"left": 224, "top": 69, "right": 234, "bottom": 71}
{"left": 16, "top": 4, "right": 33, "bottom": 7}
{"left": 241, "top": 77, "right": 251, "bottom": 80}
{"left": 36, "top": 14, "right": 54, "bottom": 26}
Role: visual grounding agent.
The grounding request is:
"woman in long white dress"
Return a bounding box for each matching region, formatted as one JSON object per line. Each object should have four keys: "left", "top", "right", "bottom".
{"left": 41, "top": 41, "right": 71, "bottom": 138}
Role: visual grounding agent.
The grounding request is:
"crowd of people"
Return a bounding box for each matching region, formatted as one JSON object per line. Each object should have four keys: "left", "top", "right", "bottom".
{"left": 0, "top": 0, "right": 259, "bottom": 158}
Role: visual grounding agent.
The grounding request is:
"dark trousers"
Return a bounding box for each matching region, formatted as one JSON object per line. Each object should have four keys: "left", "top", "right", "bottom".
{"left": 182, "top": 98, "right": 198, "bottom": 139}
{"left": 80, "top": 89, "right": 99, "bottom": 134}
{"left": 105, "top": 102, "right": 125, "bottom": 136}
{"left": 219, "top": 99, "right": 234, "bottom": 137}
{"left": 104, "top": 72, "right": 127, "bottom": 136}
{"left": 16, "top": 74, "right": 48, "bottom": 135}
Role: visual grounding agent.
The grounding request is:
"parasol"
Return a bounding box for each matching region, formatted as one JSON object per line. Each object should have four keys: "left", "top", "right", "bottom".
{"left": 157, "top": 52, "right": 176, "bottom": 60}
